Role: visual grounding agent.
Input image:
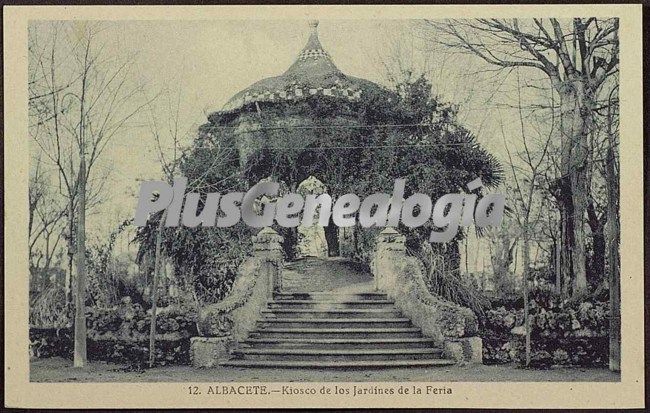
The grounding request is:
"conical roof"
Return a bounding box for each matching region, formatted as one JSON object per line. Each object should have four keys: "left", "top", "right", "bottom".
{"left": 219, "top": 21, "right": 384, "bottom": 113}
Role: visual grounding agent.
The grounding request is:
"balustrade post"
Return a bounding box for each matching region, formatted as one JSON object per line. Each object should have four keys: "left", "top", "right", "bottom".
{"left": 252, "top": 227, "right": 284, "bottom": 299}
{"left": 374, "top": 227, "right": 406, "bottom": 291}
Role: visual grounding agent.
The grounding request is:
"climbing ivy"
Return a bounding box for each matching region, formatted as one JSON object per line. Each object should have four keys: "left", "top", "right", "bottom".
{"left": 137, "top": 75, "right": 503, "bottom": 302}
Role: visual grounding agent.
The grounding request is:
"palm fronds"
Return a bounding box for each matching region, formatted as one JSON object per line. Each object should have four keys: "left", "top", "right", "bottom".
{"left": 29, "top": 285, "right": 71, "bottom": 328}
{"left": 413, "top": 243, "right": 491, "bottom": 317}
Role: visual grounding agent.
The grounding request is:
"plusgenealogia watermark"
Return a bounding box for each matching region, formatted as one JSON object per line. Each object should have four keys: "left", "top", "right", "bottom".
{"left": 134, "top": 178, "right": 505, "bottom": 243}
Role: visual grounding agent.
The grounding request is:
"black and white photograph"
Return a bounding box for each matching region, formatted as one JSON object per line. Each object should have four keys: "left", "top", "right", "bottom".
{"left": 4, "top": 4, "right": 645, "bottom": 409}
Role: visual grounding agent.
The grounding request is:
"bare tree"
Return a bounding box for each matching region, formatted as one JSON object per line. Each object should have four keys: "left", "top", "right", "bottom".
{"left": 485, "top": 218, "right": 518, "bottom": 294}
{"left": 604, "top": 86, "right": 620, "bottom": 371}
{"left": 144, "top": 86, "right": 185, "bottom": 368}
{"left": 422, "top": 18, "right": 619, "bottom": 298}
{"left": 29, "top": 21, "right": 151, "bottom": 367}
{"left": 501, "top": 71, "right": 554, "bottom": 366}
{"left": 29, "top": 156, "right": 66, "bottom": 279}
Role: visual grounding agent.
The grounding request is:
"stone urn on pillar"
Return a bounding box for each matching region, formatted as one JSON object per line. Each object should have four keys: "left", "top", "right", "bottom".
{"left": 252, "top": 226, "right": 285, "bottom": 297}
{"left": 373, "top": 227, "right": 406, "bottom": 292}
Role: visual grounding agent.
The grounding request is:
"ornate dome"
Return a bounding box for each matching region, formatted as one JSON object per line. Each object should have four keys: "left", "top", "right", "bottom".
{"left": 219, "top": 21, "right": 385, "bottom": 114}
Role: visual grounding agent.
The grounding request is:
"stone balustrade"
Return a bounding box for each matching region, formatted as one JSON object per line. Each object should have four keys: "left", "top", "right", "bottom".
{"left": 190, "top": 227, "right": 283, "bottom": 367}
{"left": 372, "top": 227, "right": 483, "bottom": 364}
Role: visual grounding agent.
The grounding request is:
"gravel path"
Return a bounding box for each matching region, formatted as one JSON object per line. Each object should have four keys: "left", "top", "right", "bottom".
{"left": 31, "top": 357, "right": 619, "bottom": 382}
{"left": 281, "top": 257, "right": 374, "bottom": 292}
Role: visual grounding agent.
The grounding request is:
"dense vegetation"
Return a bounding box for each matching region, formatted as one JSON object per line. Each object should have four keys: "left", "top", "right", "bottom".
{"left": 133, "top": 75, "right": 503, "bottom": 306}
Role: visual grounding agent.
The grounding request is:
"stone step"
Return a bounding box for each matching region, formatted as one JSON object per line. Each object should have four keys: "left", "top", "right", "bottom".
{"left": 248, "top": 327, "right": 422, "bottom": 339}
{"left": 261, "top": 308, "right": 403, "bottom": 319}
{"left": 257, "top": 318, "right": 412, "bottom": 329}
{"left": 242, "top": 337, "right": 437, "bottom": 349}
{"left": 221, "top": 359, "right": 457, "bottom": 368}
{"left": 268, "top": 300, "right": 394, "bottom": 310}
{"left": 232, "top": 347, "right": 443, "bottom": 361}
{"left": 274, "top": 292, "right": 388, "bottom": 301}
{"left": 208, "top": 258, "right": 468, "bottom": 369}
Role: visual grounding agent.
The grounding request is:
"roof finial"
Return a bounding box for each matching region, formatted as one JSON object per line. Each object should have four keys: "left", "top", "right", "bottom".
{"left": 292, "top": 19, "right": 330, "bottom": 63}
{"left": 309, "top": 20, "right": 319, "bottom": 35}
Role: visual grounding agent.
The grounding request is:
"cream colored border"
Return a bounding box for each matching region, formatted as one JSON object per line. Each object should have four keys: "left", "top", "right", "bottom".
{"left": 4, "top": 5, "right": 644, "bottom": 409}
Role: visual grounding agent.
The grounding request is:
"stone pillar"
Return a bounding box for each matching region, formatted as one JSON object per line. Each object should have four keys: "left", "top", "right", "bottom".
{"left": 443, "top": 337, "right": 483, "bottom": 365}
{"left": 252, "top": 227, "right": 284, "bottom": 298}
{"left": 190, "top": 336, "right": 235, "bottom": 368}
{"left": 374, "top": 227, "right": 406, "bottom": 291}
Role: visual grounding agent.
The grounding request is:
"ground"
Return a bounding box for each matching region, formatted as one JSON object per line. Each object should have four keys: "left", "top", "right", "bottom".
{"left": 281, "top": 257, "right": 374, "bottom": 292}
{"left": 30, "top": 357, "right": 620, "bottom": 383}
{"left": 30, "top": 258, "right": 621, "bottom": 383}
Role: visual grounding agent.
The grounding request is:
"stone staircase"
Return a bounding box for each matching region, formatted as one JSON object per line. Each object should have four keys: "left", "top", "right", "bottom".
{"left": 222, "top": 291, "right": 456, "bottom": 368}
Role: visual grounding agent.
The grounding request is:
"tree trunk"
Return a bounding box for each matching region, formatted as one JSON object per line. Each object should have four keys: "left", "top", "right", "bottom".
{"left": 522, "top": 229, "right": 531, "bottom": 367}
{"left": 605, "top": 104, "right": 620, "bottom": 372}
{"left": 586, "top": 201, "right": 607, "bottom": 285}
{"left": 559, "top": 208, "right": 571, "bottom": 298}
{"left": 66, "top": 198, "right": 74, "bottom": 306}
{"left": 464, "top": 237, "right": 469, "bottom": 273}
{"left": 149, "top": 213, "right": 166, "bottom": 368}
{"left": 554, "top": 236, "right": 561, "bottom": 294}
{"left": 73, "top": 51, "right": 89, "bottom": 368}
{"left": 73, "top": 153, "right": 87, "bottom": 368}
{"left": 491, "top": 231, "right": 515, "bottom": 294}
{"left": 557, "top": 80, "right": 592, "bottom": 297}
{"left": 590, "top": 228, "right": 606, "bottom": 284}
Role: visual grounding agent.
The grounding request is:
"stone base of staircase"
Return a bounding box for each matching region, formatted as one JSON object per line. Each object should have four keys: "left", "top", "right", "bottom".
{"left": 190, "top": 336, "right": 235, "bottom": 368}
{"left": 443, "top": 337, "right": 483, "bottom": 364}
{"left": 211, "top": 291, "right": 459, "bottom": 369}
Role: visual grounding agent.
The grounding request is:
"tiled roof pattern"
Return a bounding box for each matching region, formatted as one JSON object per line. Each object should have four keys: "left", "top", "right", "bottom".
{"left": 219, "top": 21, "right": 383, "bottom": 114}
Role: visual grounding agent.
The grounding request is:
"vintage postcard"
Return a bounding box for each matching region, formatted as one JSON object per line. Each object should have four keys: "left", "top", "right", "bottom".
{"left": 4, "top": 4, "right": 645, "bottom": 409}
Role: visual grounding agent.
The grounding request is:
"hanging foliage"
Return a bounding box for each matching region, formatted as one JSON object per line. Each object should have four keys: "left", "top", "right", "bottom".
{"left": 136, "top": 74, "right": 503, "bottom": 302}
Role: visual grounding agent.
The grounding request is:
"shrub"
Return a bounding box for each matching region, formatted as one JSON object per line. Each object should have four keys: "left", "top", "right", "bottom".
{"left": 415, "top": 243, "right": 491, "bottom": 317}
{"left": 479, "top": 280, "right": 610, "bottom": 367}
{"left": 510, "top": 336, "right": 609, "bottom": 368}
{"left": 29, "top": 327, "right": 73, "bottom": 359}
{"left": 29, "top": 285, "right": 71, "bottom": 328}
{"left": 479, "top": 306, "right": 522, "bottom": 365}
{"left": 29, "top": 298, "right": 198, "bottom": 367}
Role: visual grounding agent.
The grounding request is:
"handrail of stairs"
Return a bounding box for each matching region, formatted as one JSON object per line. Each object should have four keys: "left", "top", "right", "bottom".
{"left": 372, "top": 227, "right": 483, "bottom": 364}
{"left": 197, "top": 227, "right": 283, "bottom": 340}
{"left": 190, "top": 228, "right": 283, "bottom": 367}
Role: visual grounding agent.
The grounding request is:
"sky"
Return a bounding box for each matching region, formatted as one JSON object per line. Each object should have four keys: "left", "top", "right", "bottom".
{"left": 31, "top": 19, "right": 539, "bottom": 272}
